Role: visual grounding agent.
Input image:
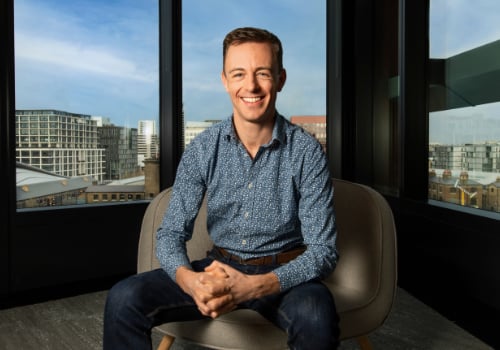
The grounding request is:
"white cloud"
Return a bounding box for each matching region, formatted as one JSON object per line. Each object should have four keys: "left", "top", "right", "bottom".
{"left": 15, "top": 33, "right": 157, "bottom": 82}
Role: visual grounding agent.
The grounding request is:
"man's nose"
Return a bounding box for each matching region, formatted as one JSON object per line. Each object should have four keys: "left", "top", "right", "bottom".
{"left": 244, "top": 75, "right": 259, "bottom": 91}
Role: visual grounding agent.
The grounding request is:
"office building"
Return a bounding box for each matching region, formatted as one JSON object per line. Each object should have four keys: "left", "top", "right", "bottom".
{"left": 184, "top": 120, "right": 221, "bottom": 146}
{"left": 98, "top": 125, "right": 141, "bottom": 181}
{"left": 137, "top": 120, "right": 159, "bottom": 167}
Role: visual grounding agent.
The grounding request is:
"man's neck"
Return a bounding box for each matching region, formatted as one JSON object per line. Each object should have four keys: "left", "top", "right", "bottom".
{"left": 233, "top": 115, "right": 275, "bottom": 159}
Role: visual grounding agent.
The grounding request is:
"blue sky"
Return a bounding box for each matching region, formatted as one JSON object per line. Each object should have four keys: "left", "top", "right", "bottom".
{"left": 14, "top": 0, "right": 326, "bottom": 127}
{"left": 14, "top": 0, "right": 500, "bottom": 144}
{"left": 429, "top": 0, "right": 500, "bottom": 58}
{"left": 15, "top": 0, "right": 159, "bottom": 129}
{"left": 181, "top": 0, "right": 326, "bottom": 121}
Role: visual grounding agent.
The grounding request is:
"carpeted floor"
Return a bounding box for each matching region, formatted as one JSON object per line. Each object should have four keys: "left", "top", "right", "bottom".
{"left": 0, "top": 287, "right": 493, "bottom": 350}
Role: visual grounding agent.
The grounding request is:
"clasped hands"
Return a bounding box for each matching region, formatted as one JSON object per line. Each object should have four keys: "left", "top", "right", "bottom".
{"left": 176, "top": 260, "right": 280, "bottom": 319}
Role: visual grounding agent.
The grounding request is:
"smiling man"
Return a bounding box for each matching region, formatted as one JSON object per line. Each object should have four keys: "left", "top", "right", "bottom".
{"left": 103, "top": 27, "right": 340, "bottom": 350}
{"left": 221, "top": 38, "right": 285, "bottom": 158}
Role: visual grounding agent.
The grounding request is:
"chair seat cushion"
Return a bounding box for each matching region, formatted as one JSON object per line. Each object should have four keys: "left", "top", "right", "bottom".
{"left": 156, "top": 309, "right": 287, "bottom": 350}
{"left": 154, "top": 284, "right": 379, "bottom": 348}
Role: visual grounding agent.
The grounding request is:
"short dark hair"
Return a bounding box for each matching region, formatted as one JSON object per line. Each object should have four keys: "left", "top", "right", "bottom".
{"left": 223, "top": 27, "right": 283, "bottom": 72}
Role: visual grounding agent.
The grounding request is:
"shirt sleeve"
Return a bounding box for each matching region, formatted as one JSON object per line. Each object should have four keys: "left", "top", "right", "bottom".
{"left": 272, "top": 140, "right": 338, "bottom": 291}
{"left": 155, "top": 143, "right": 206, "bottom": 281}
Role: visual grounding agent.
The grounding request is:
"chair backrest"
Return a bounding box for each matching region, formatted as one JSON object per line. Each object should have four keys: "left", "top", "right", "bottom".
{"left": 323, "top": 178, "right": 397, "bottom": 338}
{"left": 137, "top": 178, "right": 397, "bottom": 341}
{"left": 137, "top": 188, "right": 212, "bottom": 273}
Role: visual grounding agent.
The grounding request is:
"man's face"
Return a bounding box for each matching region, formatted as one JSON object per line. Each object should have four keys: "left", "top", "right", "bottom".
{"left": 221, "top": 42, "right": 286, "bottom": 125}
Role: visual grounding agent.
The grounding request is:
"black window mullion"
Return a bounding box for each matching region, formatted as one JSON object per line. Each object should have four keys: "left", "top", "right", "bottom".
{"left": 159, "top": 0, "right": 183, "bottom": 190}
{"left": 0, "top": 0, "right": 16, "bottom": 302}
{"left": 399, "top": 0, "right": 429, "bottom": 200}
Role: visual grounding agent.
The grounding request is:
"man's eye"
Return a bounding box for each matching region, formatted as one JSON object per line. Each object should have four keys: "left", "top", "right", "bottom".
{"left": 257, "top": 72, "right": 272, "bottom": 79}
{"left": 231, "top": 73, "right": 244, "bottom": 79}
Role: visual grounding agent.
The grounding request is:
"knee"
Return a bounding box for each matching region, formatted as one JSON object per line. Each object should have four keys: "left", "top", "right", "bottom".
{"left": 298, "top": 293, "right": 338, "bottom": 328}
{"left": 104, "top": 276, "right": 146, "bottom": 321}
{"left": 287, "top": 284, "right": 340, "bottom": 347}
{"left": 294, "top": 284, "right": 337, "bottom": 322}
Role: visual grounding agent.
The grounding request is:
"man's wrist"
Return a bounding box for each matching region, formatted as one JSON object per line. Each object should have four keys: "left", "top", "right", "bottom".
{"left": 250, "top": 272, "right": 281, "bottom": 299}
{"left": 175, "top": 265, "right": 195, "bottom": 294}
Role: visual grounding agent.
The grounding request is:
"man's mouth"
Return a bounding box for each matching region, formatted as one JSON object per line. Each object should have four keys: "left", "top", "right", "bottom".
{"left": 241, "top": 97, "right": 263, "bottom": 103}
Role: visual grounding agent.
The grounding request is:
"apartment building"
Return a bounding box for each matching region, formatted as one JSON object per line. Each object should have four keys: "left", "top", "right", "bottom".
{"left": 15, "top": 109, "right": 105, "bottom": 183}
{"left": 430, "top": 143, "right": 500, "bottom": 173}
{"left": 290, "top": 115, "right": 327, "bottom": 150}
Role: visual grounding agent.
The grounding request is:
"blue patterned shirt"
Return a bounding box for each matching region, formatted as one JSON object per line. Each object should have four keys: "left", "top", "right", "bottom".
{"left": 156, "top": 113, "right": 338, "bottom": 291}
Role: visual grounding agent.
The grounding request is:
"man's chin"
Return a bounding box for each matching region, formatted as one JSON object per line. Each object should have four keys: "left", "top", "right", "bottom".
{"left": 235, "top": 109, "right": 275, "bottom": 124}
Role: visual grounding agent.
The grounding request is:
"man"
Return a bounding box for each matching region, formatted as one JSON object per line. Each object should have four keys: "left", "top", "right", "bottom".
{"left": 104, "top": 27, "right": 340, "bottom": 350}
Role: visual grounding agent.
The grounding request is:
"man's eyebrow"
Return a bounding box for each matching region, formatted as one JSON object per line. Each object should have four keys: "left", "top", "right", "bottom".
{"left": 227, "top": 66, "right": 273, "bottom": 74}
{"left": 228, "top": 67, "right": 244, "bottom": 74}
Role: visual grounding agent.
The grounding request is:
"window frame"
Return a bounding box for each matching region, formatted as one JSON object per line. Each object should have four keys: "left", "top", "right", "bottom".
{"left": 0, "top": 0, "right": 182, "bottom": 304}
{"left": 3, "top": 0, "right": 498, "bottom": 311}
{"left": 1, "top": 0, "right": 16, "bottom": 302}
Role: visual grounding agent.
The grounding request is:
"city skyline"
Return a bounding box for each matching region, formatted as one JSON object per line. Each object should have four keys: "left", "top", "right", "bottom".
{"left": 14, "top": 0, "right": 326, "bottom": 126}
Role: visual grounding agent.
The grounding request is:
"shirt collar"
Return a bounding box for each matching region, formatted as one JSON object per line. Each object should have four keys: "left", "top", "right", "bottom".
{"left": 223, "top": 112, "right": 287, "bottom": 146}
{"left": 272, "top": 112, "right": 287, "bottom": 145}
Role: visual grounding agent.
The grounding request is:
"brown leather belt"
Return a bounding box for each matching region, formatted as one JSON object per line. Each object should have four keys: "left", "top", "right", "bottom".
{"left": 215, "top": 245, "right": 307, "bottom": 266}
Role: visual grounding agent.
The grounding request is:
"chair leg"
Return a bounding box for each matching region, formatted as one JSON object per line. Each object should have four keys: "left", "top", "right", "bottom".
{"left": 356, "top": 335, "right": 373, "bottom": 350}
{"left": 157, "top": 335, "right": 176, "bottom": 350}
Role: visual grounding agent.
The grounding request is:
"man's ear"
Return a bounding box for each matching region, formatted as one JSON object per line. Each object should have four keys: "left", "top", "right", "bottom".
{"left": 277, "top": 69, "right": 287, "bottom": 92}
{"left": 221, "top": 71, "right": 229, "bottom": 92}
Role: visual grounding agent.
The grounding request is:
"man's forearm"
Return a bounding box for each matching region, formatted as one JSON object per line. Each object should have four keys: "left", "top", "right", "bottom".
{"left": 205, "top": 261, "right": 281, "bottom": 303}
{"left": 175, "top": 265, "right": 196, "bottom": 295}
{"left": 246, "top": 272, "right": 281, "bottom": 299}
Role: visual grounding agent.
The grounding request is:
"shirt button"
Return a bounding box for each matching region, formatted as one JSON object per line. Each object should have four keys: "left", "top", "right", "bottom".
{"left": 248, "top": 182, "right": 253, "bottom": 189}
{"left": 244, "top": 212, "right": 249, "bottom": 219}
{"left": 242, "top": 240, "right": 247, "bottom": 245}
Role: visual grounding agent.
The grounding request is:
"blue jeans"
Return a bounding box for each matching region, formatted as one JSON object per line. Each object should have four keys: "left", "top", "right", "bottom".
{"left": 103, "top": 252, "right": 340, "bottom": 350}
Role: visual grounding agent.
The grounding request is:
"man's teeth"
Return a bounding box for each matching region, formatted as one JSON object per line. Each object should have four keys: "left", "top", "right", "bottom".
{"left": 242, "top": 97, "right": 261, "bottom": 103}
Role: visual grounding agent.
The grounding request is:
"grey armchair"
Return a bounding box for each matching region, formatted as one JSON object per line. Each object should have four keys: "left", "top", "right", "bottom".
{"left": 137, "top": 178, "right": 397, "bottom": 350}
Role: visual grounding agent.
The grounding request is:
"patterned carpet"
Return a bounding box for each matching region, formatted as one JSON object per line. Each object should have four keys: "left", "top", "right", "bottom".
{"left": 0, "top": 288, "right": 492, "bottom": 350}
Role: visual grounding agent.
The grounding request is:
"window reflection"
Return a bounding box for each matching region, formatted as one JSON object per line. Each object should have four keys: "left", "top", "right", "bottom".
{"left": 428, "top": 0, "right": 500, "bottom": 215}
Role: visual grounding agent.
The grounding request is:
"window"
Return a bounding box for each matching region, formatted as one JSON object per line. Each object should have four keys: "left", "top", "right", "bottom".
{"left": 182, "top": 0, "right": 327, "bottom": 149}
{"left": 429, "top": 0, "right": 500, "bottom": 216}
{"left": 14, "top": 0, "right": 159, "bottom": 209}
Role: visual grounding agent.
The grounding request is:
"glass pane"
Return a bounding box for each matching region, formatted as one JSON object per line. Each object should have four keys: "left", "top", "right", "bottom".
{"left": 182, "top": 0, "right": 326, "bottom": 149}
{"left": 429, "top": 0, "right": 500, "bottom": 216}
{"left": 14, "top": 0, "right": 159, "bottom": 209}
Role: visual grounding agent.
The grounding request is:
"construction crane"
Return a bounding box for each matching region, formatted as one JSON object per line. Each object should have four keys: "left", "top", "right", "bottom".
{"left": 454, "top": 179, "right": 477, "bottom": 206}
